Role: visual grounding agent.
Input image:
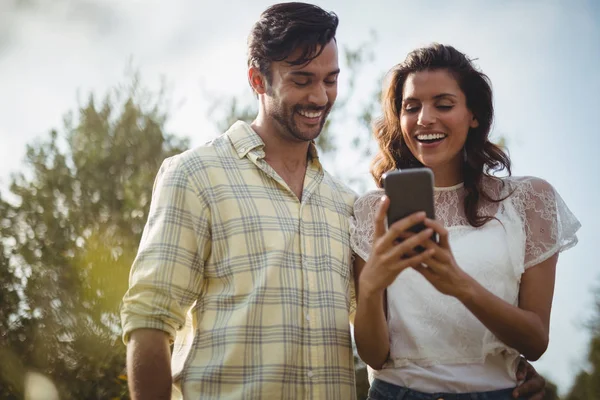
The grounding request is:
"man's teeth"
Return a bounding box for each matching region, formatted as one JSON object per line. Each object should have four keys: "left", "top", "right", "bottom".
{"left": 298, "top": 110, "right": 322, "bottom": 118}
{"left": 416, "top": 133, "right": 446, "bottom": 141}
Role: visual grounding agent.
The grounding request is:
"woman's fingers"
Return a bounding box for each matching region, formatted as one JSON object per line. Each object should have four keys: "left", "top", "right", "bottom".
{"left": 380, "top": 211, "right": 427, "bottom": 249}
{"left": 412, "top": 263, "right": 436, "bottom": 281}
{"left": 389, "top": 228, "right": 434, "bottom": 260}
{"left": 424, "top": 218, "right": 450, "bottom": 249}
{"left": 395, "top": 248, "right": 435, "bottom": 273}
{"left": 373, "top": 196, "right": 389, "bottom": 241}
{"left": 417, "top": 238, "right": 452, "bottom": 264}
{"left": 417, "top": 250, "right": 446, "bottom": 273}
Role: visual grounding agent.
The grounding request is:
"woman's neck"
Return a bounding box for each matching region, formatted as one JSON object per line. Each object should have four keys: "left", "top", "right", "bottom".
{"left": 431, "top": 159, "right": 463, "bottom": 188}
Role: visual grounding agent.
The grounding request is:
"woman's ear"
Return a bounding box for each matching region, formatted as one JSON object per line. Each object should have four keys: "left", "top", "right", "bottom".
{"left": 470, "top": 115, "right": 479, "bottom": 129}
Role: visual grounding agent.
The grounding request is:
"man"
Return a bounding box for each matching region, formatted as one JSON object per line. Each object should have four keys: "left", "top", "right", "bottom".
{"left": 121, "top": 3, "right": 547, "bottom": 399}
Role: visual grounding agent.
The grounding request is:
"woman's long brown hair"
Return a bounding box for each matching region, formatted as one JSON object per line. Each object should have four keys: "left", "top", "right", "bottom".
{"left": 371, "top": 43, "right": 511, "bottom": 227}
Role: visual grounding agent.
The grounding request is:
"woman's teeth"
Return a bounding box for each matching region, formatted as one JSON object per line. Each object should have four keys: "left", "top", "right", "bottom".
{"left": 416, "top": 133, "right": 447, "bottom": 142}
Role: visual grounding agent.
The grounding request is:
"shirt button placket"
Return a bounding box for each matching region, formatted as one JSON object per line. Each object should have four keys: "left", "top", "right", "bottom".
{"left": 300, "top": 203, "right": 317, "bottom": 387}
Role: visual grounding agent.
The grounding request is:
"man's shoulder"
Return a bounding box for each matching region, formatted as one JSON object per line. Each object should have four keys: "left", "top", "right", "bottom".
{"left": 163, "top": 135, "right": 233, "bottom": 175}
{"left": 321, "top": 170, "right": 359, "bottom": 202}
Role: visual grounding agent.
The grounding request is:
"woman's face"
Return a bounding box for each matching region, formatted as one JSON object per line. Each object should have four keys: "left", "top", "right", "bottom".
{"left": 400, "top": 69, "right": 479, "bottom": 178}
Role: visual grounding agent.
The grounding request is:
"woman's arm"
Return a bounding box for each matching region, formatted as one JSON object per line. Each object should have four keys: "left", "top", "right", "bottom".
{"left": 458, "top": 254, "right": 556, "bottom": 361}
{"left": 352, "top": 255, "right": 390, "bottom": 369}
{"left": 416, "top": 218, "right": 557, "bottom": 361}
{"left": 353, "top": 197, "right": 436, "bottom": 369}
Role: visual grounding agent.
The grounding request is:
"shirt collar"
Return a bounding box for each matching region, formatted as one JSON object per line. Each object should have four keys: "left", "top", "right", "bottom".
{"left": 226, "top": 120, "right": 266, "bottom": 159}
{"left": 226, "top": 120, "right": 321, "bottom": 164}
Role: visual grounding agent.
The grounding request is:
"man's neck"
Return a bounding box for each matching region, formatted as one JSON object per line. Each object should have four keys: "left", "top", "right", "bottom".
{"left": 250, "top": 117, "right": 311, "bottom": 171}
{"left": 251, "top": 116, "right": 312, "bottom": 200}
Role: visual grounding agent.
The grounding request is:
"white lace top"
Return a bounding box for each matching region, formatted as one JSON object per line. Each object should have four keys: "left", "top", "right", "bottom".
{"left": 349, "top": 176, "right": 580, "bottom": 391}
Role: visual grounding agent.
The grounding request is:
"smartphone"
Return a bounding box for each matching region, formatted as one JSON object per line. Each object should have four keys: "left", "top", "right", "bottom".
{"left": 382, "top": 168, "right": 436, "bottom": 248}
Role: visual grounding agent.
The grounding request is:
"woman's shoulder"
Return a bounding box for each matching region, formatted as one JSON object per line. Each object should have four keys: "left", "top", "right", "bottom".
{"left": 503, "top": 176, "right": 560, "bottom": 204}
{"left": 486, "top": 175, "right": 556, "bottom": 199}
{"left": 352, "top": 189, "right": 385, "bottom": 220}
{"left": 502, "top": 175, "right": 554, "bottom": 190}
{"left": 355, "top": 188, "right": 385, "bottom": 207}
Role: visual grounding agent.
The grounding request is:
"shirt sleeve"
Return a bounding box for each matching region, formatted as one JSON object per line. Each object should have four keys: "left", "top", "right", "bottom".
{"left": 121, "top": 154, "right": 211, "bottom": 343}
{"left": 349, "top": 190, "right": 385, "bottom": 263}
{"left": 514, "top": 177, "right": 581, "bottom": 269}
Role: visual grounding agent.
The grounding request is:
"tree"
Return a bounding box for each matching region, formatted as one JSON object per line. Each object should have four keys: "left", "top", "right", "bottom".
{"left": 543, "top": 378, "right": 560, "bottom": 400}
{"left": 564, "top": 283, "right": 600, "bottom": 399}
{"left": 0, "top": 75, "right": 188, "bottom": 398}
{"left": 0, "top": 234, "right": 27, "bottom": 399}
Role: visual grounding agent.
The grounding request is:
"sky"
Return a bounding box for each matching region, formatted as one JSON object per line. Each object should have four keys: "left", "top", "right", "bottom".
{"left": 1, "top": 0, "right": 599, "bottom": 394}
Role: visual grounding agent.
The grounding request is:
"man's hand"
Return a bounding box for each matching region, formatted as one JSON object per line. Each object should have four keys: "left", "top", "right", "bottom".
{"left": 513, "top": 357, "right": 545, "bottom": 400}
{"left": 127, "top": 328, "right": 172, "bottom": 400}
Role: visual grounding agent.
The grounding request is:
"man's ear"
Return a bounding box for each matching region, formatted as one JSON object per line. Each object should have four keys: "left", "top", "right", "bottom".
{"left": 248, "top": 67, "right": 267, "bottom": 95}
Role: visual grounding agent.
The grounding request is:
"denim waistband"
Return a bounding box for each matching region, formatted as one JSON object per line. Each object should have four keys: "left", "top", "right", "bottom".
{"left": 368, "top": 379, "right": 520, "bottom": 400}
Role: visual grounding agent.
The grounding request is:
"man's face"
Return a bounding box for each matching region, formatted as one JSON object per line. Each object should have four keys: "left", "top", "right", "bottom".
{"left": 263, "top": 39, "right": 339, "bottom": 143}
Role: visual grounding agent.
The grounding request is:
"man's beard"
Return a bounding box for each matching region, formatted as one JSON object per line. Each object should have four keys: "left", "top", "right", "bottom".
{"left": 271, "top": 102, "right": 331, "bottom": 142}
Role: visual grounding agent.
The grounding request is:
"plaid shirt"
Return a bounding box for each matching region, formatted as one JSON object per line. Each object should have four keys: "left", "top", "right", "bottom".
{"left": 121, "top": 121, "right": 358, "bottom": 399}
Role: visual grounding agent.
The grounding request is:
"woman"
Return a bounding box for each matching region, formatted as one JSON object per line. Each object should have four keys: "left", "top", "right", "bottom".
{"left": 350, "top": 43, "right": 580, "bottom": 400}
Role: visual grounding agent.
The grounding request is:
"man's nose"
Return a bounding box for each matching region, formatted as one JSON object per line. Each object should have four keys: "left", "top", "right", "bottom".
{"left": 307, "top": 83, "right": 328, "bottom": 107}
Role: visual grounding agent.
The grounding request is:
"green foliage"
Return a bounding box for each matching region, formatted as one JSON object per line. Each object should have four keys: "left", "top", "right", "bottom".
{"left": 354, "top": 357, "right": 369, "bottom": 400}
{"left": 0, "top": 77, "right": 188, "bottom": 399}
{"left": 563, "top": 282, "right": 600, "bottom": 399}
{"left": 543, "top": 378, "right": 560, "bottom": 400}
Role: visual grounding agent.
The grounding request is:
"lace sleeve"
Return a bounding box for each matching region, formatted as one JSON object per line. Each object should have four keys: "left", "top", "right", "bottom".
{"left": 349, "top": 189, "right": 385, "bottom": 262}
{"left": 510, "top": 177, "right": 581, "bottom": 269}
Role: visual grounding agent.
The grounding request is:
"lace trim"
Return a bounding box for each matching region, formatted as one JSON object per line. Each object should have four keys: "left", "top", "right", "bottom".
{"left": 434, "top": 182, "right": 464, "bottom": 191}
{"left": 350, "top": 176, "right": 580, "bottom": 268}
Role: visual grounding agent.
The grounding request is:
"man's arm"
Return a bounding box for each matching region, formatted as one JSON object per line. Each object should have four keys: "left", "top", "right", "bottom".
{"left": 127, "top": 329, "right": 172, "bottom": 400}
{"left": 121, "top": 156, "right": 212, "bottom": 397}
{"left": 513, "top": 357, "right": 546, "bottom": 400}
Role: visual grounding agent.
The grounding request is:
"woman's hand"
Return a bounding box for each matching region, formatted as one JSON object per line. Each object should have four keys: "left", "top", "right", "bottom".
{"left": 358, "top": 196, "right": 436, "bottom": 297}
{"left": 411, "top": 218, "right": 475, "bottom": 300}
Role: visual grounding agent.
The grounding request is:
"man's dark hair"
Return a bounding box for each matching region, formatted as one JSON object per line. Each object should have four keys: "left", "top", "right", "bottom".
{"left": 247, "top": 2, "right": 338, "bottom": 84}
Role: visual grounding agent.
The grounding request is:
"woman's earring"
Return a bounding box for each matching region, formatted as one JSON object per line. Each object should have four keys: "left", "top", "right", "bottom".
{"left": 463, "top": 147, "right": 468, "bottom": 162}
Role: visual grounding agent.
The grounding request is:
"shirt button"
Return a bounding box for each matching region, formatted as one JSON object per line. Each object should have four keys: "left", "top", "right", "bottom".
{"left": 305, "top": 313, "right": 310, "bottom": 321}
{"left": 307, "top": 370, "right": 314, "bottom": 378}
{"left": 239, "top": 147, "right": 245, "bottom": 153}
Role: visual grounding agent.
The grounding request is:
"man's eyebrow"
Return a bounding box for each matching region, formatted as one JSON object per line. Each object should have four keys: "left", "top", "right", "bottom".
{"left": 289, "top": 71, "right": 314, "bottom": 77}
{"left": 288, "top": 68, "right": 340, "bottom": 77}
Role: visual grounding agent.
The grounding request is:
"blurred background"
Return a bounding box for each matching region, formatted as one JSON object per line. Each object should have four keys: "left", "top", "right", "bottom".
{"left": 0, "top": 0, "right": 598, "bottom": 398}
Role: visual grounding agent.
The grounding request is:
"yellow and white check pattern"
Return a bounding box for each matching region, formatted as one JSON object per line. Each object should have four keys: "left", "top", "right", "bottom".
{"left": 121, "top": 121, "right": 358, "bottom": 399}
